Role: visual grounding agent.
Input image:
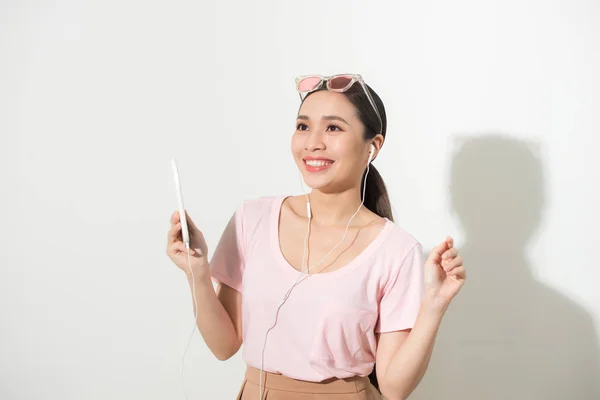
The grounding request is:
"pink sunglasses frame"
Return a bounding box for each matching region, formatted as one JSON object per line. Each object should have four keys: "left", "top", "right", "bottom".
{"left": 295, "top": 74, "right": 383, "bottom": 135}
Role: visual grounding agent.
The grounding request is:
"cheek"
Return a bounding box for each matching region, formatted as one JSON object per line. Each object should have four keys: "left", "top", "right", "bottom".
{"left": 336, "top": 146, "right": 366, "bottom": 177}
{"left": 291, "top": 134, "right": 303, "bottom": 157}
{"left": 329, "top": 141, "right": 357, "bottom": 163}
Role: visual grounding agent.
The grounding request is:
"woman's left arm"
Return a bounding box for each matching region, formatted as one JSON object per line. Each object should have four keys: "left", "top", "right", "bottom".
{"left": 378, "top": 236, "right": 466, "bottom": 400}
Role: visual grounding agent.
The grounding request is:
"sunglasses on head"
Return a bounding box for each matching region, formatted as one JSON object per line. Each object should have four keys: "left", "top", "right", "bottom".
{"left": 295, "top": 74, "right": 383, "bottom": 134}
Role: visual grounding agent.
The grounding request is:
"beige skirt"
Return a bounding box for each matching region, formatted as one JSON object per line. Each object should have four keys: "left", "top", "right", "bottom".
{"left": 236, "top": 365, "right": 383, "bottom": 400}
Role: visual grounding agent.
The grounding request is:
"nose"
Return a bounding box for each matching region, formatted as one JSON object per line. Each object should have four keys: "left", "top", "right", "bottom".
{"left": 304, "top": 128, "right": 325, "bottom": 152}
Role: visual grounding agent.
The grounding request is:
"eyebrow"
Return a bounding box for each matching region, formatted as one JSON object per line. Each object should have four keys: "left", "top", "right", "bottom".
{"left": 296, "top": 114, "right": 350, "bottom": 125}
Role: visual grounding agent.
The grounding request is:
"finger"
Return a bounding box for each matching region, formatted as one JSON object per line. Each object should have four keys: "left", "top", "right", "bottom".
{"left": 430, "top": 240, "right": 450, "bottom": 263}
{"left": 171, "top": 210, "right": 180, "bottom": 225}
{"left": 171, "top": 241, "right": 196, "bottom": 255}
{"left": 168, "top": 222, "right": 182, "bottom": 245}
{"left": 448, "top": 266, "right": 466, "bottom": 281}
{"left": 444, "top": 255, "right": 463, "bottom": 271}
{"left": 433, "top": 241, "right": 448, "bottom": 259}
{"left": 443, "top": 256, "right": 463, "bottom": 272}
{"left": 442, "top": 248, "right": 458, "bottom": 260}
{"left": 446, "top": 236, "right": 454, "bottom": 249}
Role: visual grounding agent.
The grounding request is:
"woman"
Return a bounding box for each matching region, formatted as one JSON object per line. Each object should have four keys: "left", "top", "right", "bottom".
{"left": 167, "top": 74, "right": 466, "bottom": 399}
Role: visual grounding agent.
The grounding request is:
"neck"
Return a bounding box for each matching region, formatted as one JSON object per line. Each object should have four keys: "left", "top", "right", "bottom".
{"left": 306, "top": 188, "right": 368, "bottom": 227}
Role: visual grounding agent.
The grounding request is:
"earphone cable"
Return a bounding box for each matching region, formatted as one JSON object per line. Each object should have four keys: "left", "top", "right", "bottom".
{"left": 181, "top": 242, "right": 198, "bottom": 400}
{"left": 259, "top": 161, "right": 372, "bottom": 398}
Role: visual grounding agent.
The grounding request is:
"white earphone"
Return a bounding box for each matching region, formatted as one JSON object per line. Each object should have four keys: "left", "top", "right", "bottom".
{"left": 258, "top": 143, "right": 376, "bottom": 398}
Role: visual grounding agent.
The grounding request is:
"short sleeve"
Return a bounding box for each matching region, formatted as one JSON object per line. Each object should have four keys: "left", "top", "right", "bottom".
{"left": 375, "top": 242, "right": 425, "bottom": 333}
{"left": 209, "top": 202, "right": 246, "bottom": 293}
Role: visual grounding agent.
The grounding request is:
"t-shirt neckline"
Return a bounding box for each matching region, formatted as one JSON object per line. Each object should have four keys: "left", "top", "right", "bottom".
{"left": 271, "top": 195, "right": 394, "bottom": 278}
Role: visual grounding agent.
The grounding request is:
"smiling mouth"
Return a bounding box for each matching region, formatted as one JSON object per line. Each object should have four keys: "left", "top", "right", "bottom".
{"left": 303, "top": 159, "right": 335, "bottom": 172}
{"left": 304, "top": 159, "right": 335, "bottom": 167}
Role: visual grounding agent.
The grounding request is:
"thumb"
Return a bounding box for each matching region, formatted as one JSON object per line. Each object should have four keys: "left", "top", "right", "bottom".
{"left": 428, "top": 240, "right": 449, "bottom": 264}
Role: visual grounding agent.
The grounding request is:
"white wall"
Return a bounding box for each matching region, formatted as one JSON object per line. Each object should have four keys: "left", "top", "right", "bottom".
{"left": 2, "top": 0, "right": 599, "bottom": 398}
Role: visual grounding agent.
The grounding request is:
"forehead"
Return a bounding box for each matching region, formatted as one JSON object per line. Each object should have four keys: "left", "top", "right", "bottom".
{"left": 297, "top": 90, "right": 359, "bottom": 122}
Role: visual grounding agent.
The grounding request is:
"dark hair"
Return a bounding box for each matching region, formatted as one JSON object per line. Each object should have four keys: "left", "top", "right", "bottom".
{"left": 301, "top": 80, "right": 392, "bottom": 393}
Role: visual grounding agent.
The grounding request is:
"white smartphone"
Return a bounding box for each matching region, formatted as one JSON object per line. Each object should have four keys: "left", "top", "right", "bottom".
{"left": 171, "top": 158, "right": 190, "bottom": 245}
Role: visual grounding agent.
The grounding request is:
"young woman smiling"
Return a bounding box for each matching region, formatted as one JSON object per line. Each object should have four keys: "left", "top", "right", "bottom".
{"left": 167, "top": 74, "right": 466, "bottom": 400}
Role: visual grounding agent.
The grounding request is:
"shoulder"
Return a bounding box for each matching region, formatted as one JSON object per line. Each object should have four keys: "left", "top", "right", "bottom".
{"left": 372, "top": 223, "right": 424, "bottom": 287}
{"left": 380, "top": 221, "right": 423, "bottom": 261}
{"left": 234, "top": 194, "right": 286, "bottom": 228}
{"left": 238, "top": 194, "right": 282, "bottom": 214}
{"left": 386, "top": 223, "right": 421, "bottom": 248}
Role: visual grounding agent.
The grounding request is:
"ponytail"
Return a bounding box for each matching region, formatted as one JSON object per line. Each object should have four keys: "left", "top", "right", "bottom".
{"left": 363, "top": 164, "right": 393, "bottom": 222}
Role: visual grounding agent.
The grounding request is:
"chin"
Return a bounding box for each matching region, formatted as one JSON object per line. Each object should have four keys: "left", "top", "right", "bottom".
{"left": 304, "top": 181, "right": 329, "bottom": 191}
{"left": 301, "top": 174, "right": 340, "bottom": 192}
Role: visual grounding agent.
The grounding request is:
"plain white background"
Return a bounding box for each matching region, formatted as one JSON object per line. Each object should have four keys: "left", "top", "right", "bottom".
{"left": 2, "top": 0, "right": 599, "bottom": 399}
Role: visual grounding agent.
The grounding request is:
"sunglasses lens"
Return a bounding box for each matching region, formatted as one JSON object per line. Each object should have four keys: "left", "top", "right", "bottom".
{"left": 298, "top": 77, "right": 322, "bottom": 92}
{"left": 328, "top": 75, "right": 353, "bottom": 90}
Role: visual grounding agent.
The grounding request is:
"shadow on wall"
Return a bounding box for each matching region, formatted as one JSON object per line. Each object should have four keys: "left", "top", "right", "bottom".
{"left": 412, "top": 134, "right": 600, "bottom": 400}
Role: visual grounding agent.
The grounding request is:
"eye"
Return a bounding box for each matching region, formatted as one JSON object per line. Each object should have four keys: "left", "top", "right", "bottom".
{"left": 295, "top": 123, "right": 343, "bottom": 132}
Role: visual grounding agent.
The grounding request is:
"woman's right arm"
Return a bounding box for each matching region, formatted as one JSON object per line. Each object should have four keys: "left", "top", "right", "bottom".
{"left": 167, "top": 209, "right": 243, "bottom": 361}
{"left": 185, "top": 267, "right": 243, "bottom": 361}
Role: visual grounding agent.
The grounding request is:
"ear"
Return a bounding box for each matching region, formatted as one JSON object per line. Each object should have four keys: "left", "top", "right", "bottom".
{"left": 369, "top": 135, "right": 384, "bottom": 162}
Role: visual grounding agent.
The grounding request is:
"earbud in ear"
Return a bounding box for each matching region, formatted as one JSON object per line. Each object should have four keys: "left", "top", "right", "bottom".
{"left": 368, "top": 144, "right": 375, "bottom": 163}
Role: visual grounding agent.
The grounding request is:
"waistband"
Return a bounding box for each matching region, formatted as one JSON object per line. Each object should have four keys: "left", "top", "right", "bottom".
{"left": 244, "top": 366, "right": 372, "bottom": 394}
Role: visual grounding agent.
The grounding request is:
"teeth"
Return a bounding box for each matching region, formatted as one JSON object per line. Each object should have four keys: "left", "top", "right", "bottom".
{"left": 306, "top": 160, "right": 333, "bottom": 167}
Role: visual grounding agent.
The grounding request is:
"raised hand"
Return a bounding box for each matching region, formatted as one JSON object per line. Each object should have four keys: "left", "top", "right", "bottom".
{"left": 423, "top": 236, "right": 466, "bottom": 311}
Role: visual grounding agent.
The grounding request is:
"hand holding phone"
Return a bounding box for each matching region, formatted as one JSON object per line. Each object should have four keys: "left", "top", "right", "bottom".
{"left": 171, "top": 158, "right": 190, "bottom": 245}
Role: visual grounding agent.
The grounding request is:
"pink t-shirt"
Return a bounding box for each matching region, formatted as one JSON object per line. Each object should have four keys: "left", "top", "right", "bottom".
{"left": 210, "top": 195, "right": 424, "bottom": 382}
